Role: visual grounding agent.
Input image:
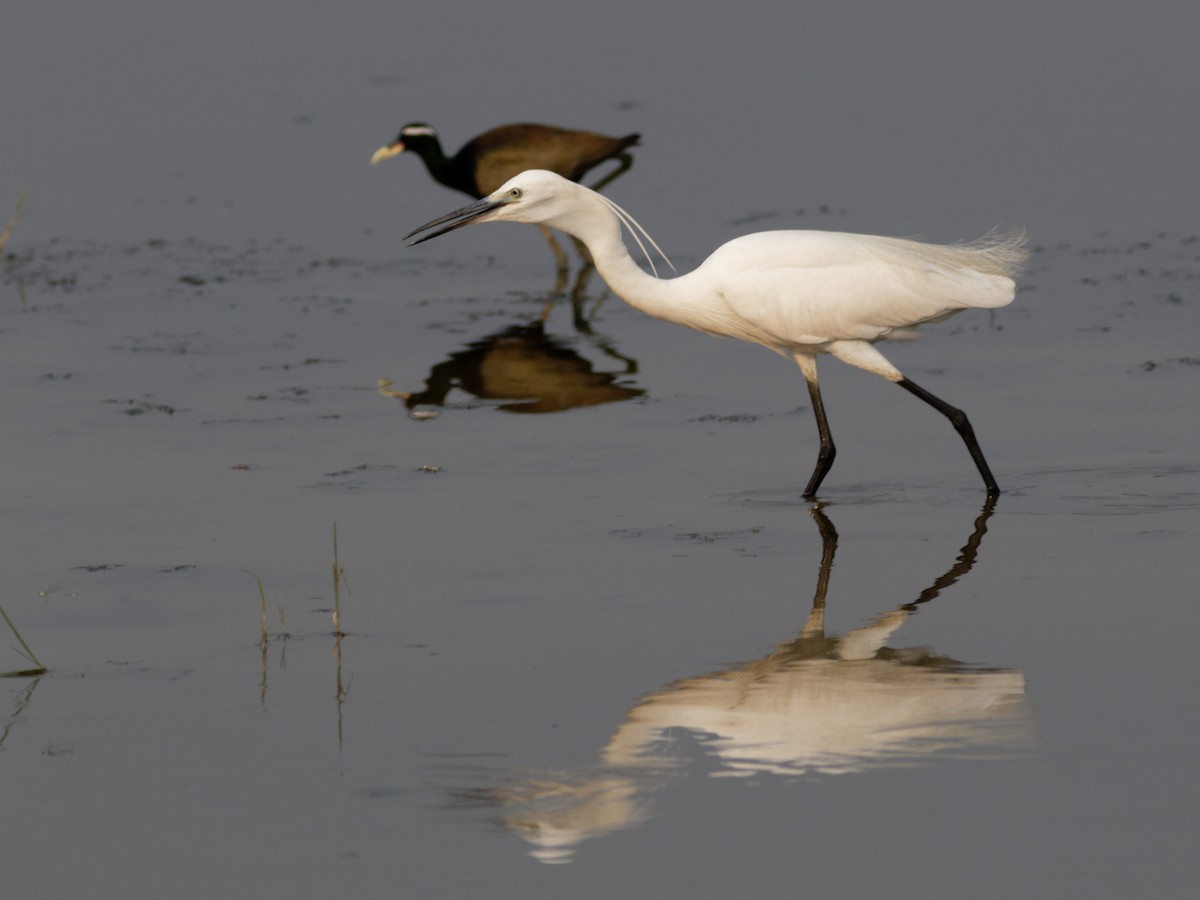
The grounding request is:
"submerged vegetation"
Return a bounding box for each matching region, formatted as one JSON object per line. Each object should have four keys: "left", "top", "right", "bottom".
{"left": 332, "top": 522, "right": 347, "bottom": 638}
{"left": 247, "top": 522, "right": 348, "bottom": 645}
{"left": 247, "top": 528, "right": 350, "bottom": 739}
{"left": 1, "top": 603, "right": 47, "bottom": 678}
{"left": 0, "top": 192, "right": 22, "bottom": 255}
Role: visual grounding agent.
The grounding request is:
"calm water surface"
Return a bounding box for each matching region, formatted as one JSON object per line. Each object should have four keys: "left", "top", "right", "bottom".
{"left": 3, "top": 2, "right": 1199, "bottom": 897}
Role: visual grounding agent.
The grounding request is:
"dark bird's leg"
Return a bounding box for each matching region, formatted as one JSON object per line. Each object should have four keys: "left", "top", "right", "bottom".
{"left": 569, "top": 236, "right": 595, "bottom": 276}
{"left": 537, "top": 225, "right": 571, "bottom": 294}
{"left": 796, "top": 356, "right": 836, "bottom": 499}
{"left": 536, "top": 154, "right": 634, "bottom": 288}
{"left": 586, "top": 152, "right": 634, "bottom": 194}
{"left": 896, "top": 377, "right": 1000, "bottom": 497}
{"left": 568, "top": 267, "right": 598, "bottom": 332}
{"left": 570, "top": 259, "right": 595, "bottom": 296}
{"left": 573, "top": 153, "right": 635, "bottom": 268}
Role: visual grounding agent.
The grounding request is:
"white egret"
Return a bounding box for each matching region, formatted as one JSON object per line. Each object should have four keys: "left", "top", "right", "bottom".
{"left": 406, "top": 170, "right": 1027, "bottom": 498}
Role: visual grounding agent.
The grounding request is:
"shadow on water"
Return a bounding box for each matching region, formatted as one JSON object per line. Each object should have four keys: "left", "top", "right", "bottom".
{"left": 450, "top": 500, "right": 1032, "bottom": 864}
{"left": 378, "top": 320, "right": 643, "bottom": 416}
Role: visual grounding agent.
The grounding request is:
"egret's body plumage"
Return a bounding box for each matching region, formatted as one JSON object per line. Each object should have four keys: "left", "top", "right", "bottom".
{"left": 406, "top": 170, "right": 1027, "bottom": 498}
{"left": 626, "top": 230, "right": 1017, "bottom": 350}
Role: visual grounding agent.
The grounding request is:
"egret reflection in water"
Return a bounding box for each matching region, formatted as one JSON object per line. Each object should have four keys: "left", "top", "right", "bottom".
{"left": 379, "top": 320, "right": 643, "bottom": 415}
{"left": 454, "top": 502, "right": 1032, "bottom": 863}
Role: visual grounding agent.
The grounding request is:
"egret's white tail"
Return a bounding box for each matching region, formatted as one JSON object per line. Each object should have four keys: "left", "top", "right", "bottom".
{"left": 863, "top": 229, "right": 1027, "bottom": 279}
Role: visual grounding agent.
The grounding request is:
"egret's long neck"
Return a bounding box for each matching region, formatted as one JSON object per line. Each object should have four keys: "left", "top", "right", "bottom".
{"left": 545, "top": 188, "right": 679, "bottom": 320}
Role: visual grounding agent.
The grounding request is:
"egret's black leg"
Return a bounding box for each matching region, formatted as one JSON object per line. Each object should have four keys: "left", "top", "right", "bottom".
{"left": 798, "top": 504, "right": 838, "bottom": 641}
{"left": 897, "top": 377, "right": 1000, "bottom": 496}
{"left": 802, "top": 376, "right": 836, "bottom": 500}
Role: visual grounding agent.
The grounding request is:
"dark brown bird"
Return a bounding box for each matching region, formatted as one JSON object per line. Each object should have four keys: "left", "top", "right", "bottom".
{"left": 372, "top": 122, "right": 639, "bottom": 281}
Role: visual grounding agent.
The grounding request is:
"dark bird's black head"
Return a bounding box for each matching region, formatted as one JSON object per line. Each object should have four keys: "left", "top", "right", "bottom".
{"left": 371, "top": 122, "right": 441, "bottom": 165}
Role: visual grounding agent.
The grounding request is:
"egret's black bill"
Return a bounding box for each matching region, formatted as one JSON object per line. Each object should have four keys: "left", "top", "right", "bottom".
{"left": 404, "top": 198, "right": 502, "bottom": 246}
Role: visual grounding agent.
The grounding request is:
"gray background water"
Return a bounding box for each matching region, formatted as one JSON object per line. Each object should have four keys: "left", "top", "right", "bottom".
{"left": 3, "top": 1, "right": 1199, "bottom": 897}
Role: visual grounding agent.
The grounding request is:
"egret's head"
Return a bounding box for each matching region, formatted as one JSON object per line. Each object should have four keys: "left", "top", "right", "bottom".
{"left": 404, "top": 170, "right": 575, "bottom": 245}
{"left": 404, "top": 169, "right": 674, "bottom": 276}
{"left": 371, "top": 122, "right": 439, "bottom": 165}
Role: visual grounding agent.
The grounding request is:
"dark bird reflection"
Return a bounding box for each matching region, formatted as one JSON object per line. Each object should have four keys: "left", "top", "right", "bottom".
{"left": 453, "top": 501, "right": 1032, "bottom": 863}
{"left": 379, "top": 321, "right": 643, "bottom": 416}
